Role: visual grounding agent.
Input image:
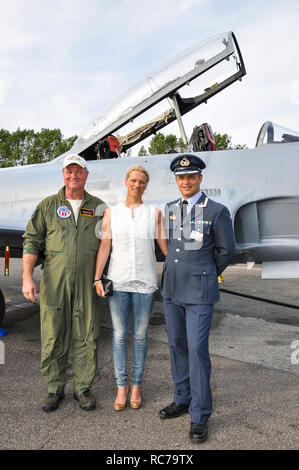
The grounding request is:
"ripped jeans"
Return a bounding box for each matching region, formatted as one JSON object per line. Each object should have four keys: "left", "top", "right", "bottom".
{"left": 109, "top": 290, "right": 155, "bottom": 387}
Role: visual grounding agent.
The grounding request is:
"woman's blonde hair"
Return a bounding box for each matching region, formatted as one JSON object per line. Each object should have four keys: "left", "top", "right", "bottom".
{"left": 125, "top": 165, "right": 150, "bottom": 183}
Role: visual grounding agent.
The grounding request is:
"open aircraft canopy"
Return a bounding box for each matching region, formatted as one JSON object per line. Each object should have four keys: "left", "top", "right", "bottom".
{"left": 67, "top": 31, "right": 245, "bottom": 160}
{"left": 256, "top": 121, "right": 299, "bottom": 147}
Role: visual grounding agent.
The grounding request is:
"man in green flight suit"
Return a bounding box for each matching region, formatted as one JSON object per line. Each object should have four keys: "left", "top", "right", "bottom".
{"left": 22, "top": 153, "right": 106, "bottom": 412}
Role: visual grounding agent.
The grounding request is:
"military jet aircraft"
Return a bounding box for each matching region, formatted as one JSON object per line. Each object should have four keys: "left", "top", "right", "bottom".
{"left": 1, "top": 31, "right": 299, "bottom": 324}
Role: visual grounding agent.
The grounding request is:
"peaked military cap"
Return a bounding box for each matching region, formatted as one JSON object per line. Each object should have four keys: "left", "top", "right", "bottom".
{"left": 170, "top": 154, "right": 206, "bottom": 175}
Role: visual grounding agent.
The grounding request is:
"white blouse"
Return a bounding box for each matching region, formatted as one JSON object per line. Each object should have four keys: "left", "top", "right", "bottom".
{"left": 107, "top": 203, "right": 157, "bottom": 293}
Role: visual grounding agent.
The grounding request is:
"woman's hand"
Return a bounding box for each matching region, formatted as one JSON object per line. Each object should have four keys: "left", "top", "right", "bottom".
{"left": 95, "top": 280, "right": 106, "bottom": 298}
{"left": 94, "top": 208, "right": 112, "bottom": 299}
{"left": 156, "top": 208, "right": 168, "bottom": 256}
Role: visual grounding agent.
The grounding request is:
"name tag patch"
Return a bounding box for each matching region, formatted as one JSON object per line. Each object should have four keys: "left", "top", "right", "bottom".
{"left": 80, "top": 208, "right": 95, "bottom": 217}
{"left": 190, "top": 230, "right": 203, "bottom": 242}
{"left": 57, "top": 206, "right": 72, "bottom": 219}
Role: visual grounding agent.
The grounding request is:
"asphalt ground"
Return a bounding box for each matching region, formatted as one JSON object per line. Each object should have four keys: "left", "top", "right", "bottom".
{"left": 0, "top": 260, "right": 298, "bottom": 456}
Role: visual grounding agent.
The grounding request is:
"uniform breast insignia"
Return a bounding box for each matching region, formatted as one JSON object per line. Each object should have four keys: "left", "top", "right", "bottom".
{"left": 190, "top": 219, "right": 212, "bottom": 225}
{"left": 57, "top": 206, "right": 72, "bottom": 219}
{"left": 180, "top": 157, "right": 190, "bottom": 167}
{"left": 169, "top": 214, "right": 177, "bottom": 220}
{"left": 80, "top": 208, "right": 95, "bottom": 217}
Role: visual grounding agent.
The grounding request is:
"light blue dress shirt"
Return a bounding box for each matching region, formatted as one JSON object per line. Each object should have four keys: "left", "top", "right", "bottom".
{"left": 182, "top": 191, "right": 202, "bottom": 213}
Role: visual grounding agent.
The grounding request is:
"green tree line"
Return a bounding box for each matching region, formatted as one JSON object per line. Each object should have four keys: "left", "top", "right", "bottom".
{"left": 0, "top": 128, "right": 247, "bottom": 168}
{"left": 138, "top": 132, "right": 247, "bottom": 155}
{"left": 0, "top": 128, "right": 77, "bottom": 168}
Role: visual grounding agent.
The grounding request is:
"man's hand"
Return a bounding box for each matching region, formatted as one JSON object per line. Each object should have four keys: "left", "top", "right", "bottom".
{"left": 22, "top": 277, "right": 38, "bottom": 303}
{"left": 22, "top": 253, "right": 38, "bottom": 303}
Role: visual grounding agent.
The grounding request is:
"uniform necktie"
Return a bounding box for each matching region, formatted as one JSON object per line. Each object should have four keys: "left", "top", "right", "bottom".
{"left": 181, "top": 200, "right": 188, "bottom": 226}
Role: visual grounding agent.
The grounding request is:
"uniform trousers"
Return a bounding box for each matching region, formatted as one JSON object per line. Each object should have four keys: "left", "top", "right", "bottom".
{"left": 40, "top": 275, "right": 100, "bottom": 396}
{"left": 163, "top": 299, "right": 214, "bottom": 425}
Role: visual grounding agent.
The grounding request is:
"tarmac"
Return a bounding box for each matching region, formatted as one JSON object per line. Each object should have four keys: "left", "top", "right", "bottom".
{"left": 0, "top": 260, "right": 298, "bottom": 452}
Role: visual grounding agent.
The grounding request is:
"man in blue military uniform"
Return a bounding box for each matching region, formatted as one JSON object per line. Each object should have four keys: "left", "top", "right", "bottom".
{"left": 160, "top": 154, "right": 235, "bottom": 443}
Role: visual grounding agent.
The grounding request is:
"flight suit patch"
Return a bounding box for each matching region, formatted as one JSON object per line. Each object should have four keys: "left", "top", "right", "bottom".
{"left": 57, "top": 206, "right": 72, "bottom": 219}
{"left": 80, "top": 208, "right": 95, "bottom": 217}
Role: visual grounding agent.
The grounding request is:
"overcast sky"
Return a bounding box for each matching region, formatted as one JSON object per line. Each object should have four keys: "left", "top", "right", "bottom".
{"left": 1, "top": 0, "right": 299, "bottom": 150}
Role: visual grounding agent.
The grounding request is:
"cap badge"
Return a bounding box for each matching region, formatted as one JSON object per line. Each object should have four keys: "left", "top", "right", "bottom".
{"left": 180, "top": 157, "right": 190, "bottom": 167}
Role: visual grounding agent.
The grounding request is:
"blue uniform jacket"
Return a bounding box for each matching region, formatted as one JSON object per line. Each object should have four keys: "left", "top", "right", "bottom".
{"left": 161, "top": 192, "right": 235, "bottom": 305}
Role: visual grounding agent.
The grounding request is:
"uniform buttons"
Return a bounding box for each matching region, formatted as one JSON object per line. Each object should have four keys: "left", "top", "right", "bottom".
{"left": 174, "top": 259, "right": 179, "bottom": 263}
{"left": 176, "top": 248, "right": 180, "bottom": 252}
{"left": 177, "top": 238, "right": 181, "bottom": 241}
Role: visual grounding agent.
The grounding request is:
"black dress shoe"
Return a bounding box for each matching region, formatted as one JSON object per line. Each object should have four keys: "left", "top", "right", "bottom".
{"left": 189, "top": 422, "right": 208, "bottom": 443}
{"left": 159, "top": 402, "right": 189, "bottom": 419}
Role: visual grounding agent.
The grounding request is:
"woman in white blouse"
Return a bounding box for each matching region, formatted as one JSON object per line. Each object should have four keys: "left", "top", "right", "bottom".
{"left": 94, "top": 165, "right": 167, "bottom": 411}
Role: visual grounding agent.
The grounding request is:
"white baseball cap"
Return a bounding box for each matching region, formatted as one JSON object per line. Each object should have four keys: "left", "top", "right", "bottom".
{"left": 63, "top": 153, "right": 87, "bottom": 169}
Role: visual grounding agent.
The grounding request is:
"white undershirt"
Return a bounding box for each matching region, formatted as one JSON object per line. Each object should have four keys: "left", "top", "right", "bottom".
{"left": 67, "top": 199, "right": 83, "bottom": 223}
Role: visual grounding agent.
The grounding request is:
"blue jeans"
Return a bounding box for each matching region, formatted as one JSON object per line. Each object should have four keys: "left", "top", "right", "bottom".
{"left": 108, "top": 291, "right": 155, "bottom": 387}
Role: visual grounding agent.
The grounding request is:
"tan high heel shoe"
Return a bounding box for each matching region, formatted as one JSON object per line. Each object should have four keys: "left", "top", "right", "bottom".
{"left": 113, "top": 385, "right": 129, "bottom": 411}
{"left": 130, "top": 385, "right": 142, "bottom": 409}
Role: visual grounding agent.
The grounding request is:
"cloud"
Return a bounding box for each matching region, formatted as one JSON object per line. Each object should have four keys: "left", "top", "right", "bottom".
{"left": 0, "top": 0, "right": 211, "bottom": 135}
{"left": 233, "top": 2, "right": 299, "bottom": 144}
{"left": 178, "top": 0, "right": 200, "bottom": 13}
{"left": 1, "top": 0, "right": 299, "bottom": 152}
